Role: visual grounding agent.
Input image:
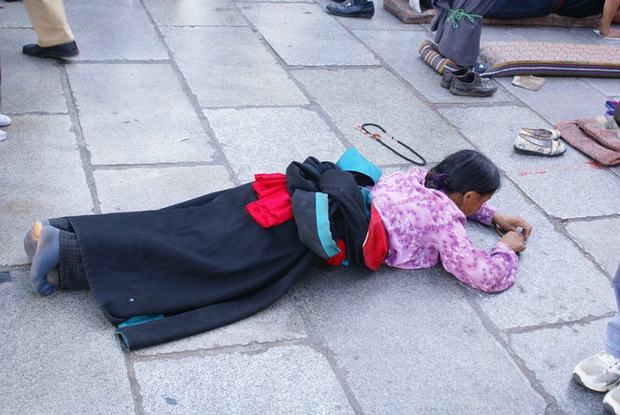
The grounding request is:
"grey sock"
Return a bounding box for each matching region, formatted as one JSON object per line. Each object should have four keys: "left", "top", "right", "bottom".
{"left": 29, "top": 225, "right": 59, "bottom": 296}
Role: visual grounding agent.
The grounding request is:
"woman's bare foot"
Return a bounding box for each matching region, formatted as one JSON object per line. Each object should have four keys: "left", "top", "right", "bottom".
{"left": 29, "top": 225, "right": 59, "bottom": 296}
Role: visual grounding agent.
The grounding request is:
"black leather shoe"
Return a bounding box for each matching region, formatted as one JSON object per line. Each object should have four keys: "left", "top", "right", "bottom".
{"left": 449, "top": 71, "right": 497, "bottom": 97}
{"left": 22, "top": 41, "right": 79, "bottom": 59}
{"left": 440, "top": 67, "right": 468, "bottom": 89}
{"left": 326, "top": 0, "right": 374, "bottom": 18}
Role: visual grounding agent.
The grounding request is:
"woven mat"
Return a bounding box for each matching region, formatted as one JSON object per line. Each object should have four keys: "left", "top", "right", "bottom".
{"left": 481, "top": 41, "right": 620, "bottom": 77}
{"left": 419, "top": 40, "right": 620, "bottom": 78}
{"left": 384, "top": 0, "right": 600, "bottom": 27}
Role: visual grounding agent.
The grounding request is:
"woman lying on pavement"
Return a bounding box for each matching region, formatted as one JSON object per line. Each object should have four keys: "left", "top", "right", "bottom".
{"left": 24, "top": 149, "right": 532, "bottom": 349}
{"left": 432, "top": 0, "right": 620, "bottom": 97}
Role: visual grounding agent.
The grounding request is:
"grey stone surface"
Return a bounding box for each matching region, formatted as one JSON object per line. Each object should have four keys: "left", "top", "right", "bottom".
{"left": 566, "top": 218, "right": 620, "bottom": 277}
{"left": 293, "top": 68, "right": 470, "bottom": 165}
{"left": 0, "top": 29, "right": 67, "bottom": 114}
{"left": 94, "top": 165, "right": 233, "bottom": 213}
{"left": 144, "top": 0, "right": 246, "bottom": 27}
{"left": 204, "top": 107, "right": 345, "bottom": 183}
{"left": 239, "top": 2, "right": 378, "bottom": 66}
{"left": 0, "top": 269, "right": 134, "bottom": 415}
{"left": 315, "top": 0, "right": 424, "bottom": 31}
{"left": 0, "top": 115, "right": 92, "bottom": 266}
{"left": 509, "top": 27, "right": 609, "bottom": 45}
{"left": 465, "top": 180, "right": 615, "bottom": 330}
{"left": 296, "top": 267, "right": 547, "bottom": 414}
{"left": 134, "top": 294, "right": 306, "bottom": 356}
{"left": 586, "top": 78, "right": 620, "bottom": 97}
{"left": 440, "top": 105, "right": 620, "bottom": 219}
{"left": 134, "top": 345, "right": 354, "bottom": 414}
{"left": 497, "top": 77, "right": 610, "bottom": 125}
{"left": 68, "top": 63, "right": 215, "bottom": 165}
{"left": 480, "top": 26, "right": 521, "bottom": 42}
{"left": 0, "top": 0, "right": 31, "bottom": 28}
{"left": 510, "top": 319, "right": 609, "bottom": 415}
{"left": 355, "top": 30, "right": 515, "bottom": 104}
{"left": 162, "top": 26, "right": 308, "bottom": 107}
{"left": 65, "top": 0, "right": 168, "bottom": 61}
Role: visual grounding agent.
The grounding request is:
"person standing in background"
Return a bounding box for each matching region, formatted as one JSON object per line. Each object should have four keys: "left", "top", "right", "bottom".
{"left": 21, "top": 0, "right": 79, "bottom": 58}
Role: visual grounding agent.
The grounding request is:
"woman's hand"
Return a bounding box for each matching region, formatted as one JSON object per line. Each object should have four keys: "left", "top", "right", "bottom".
{"left": 500, "top": 231, "right": 526, "bottom": 254}
{"left": 493, "top": 213, "right": 532, "bottom": 240}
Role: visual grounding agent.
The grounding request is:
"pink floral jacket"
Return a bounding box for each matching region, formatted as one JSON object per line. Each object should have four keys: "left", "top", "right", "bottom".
{"left": 371, "top": 167, "right": 518, "bottom": 293}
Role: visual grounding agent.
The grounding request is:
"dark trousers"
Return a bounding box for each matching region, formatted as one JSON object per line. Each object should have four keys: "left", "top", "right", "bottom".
{"left": 486, "top": 0, "right": 559, "bottom": 19}
{"left": 48, "top": 218, "right": 89, "bottom": 290}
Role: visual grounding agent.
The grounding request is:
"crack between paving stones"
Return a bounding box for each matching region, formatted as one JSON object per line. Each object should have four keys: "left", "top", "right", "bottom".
{"left": 130, "top": 338, "right": 311, "bottom": 362}
{"left": 123, "top": 350, "right": 147, "bottom": 415}
{"left": 462, "top": 292, "right": 565, "bottom": 414}
{"left": 70, "top": 59, "right": 170, "bottom": 64}
{"left": 138, "top": 0, "right": 242, "bottom": 186}
{"left": 4, "top": 111, "right": 69, "bottom": 116}
{"left": 505, "top": 312, "right": 616, "bottom": 335}
{"left": 92, "top": 161, "right": 225, "bottom": 170}
{"left": 291, "top": 291, "right": 366, "bottom": 415}
{"left": 59, "top": 62, "right": 102, "bottom": 215}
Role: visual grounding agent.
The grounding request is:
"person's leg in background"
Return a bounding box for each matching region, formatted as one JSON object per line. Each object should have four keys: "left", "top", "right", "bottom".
{"left": 573, "top": 264, "right": 620, "bottom": 414}
{"left": 431, "top": 0, "right": 497, "bottom": 97}
{"left": 22, "top": 0, "right": 79, "bottom": 58}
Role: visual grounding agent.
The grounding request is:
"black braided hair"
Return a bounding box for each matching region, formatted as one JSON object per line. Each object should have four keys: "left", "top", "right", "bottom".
{"left": 424, "top": 150, "right": 501, "bottom": 195}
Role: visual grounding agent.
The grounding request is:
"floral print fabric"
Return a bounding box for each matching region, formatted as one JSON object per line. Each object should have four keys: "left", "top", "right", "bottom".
{"left": 371, "top": 167, "right": 518, "bottom": 293}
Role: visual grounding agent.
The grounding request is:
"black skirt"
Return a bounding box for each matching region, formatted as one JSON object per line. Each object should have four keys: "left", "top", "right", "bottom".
{"left": 62, "top": 183, "right": 320, "bottom": 349}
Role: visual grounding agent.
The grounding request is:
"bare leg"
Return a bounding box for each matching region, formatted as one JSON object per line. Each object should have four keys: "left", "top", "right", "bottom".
{"left": 600, "top": 0, "right": 620, "bottom": 38}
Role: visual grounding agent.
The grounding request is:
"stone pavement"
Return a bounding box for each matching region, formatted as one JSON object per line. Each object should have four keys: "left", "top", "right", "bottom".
{"left": 0, "top": 1, "right": 619, "bottom": 414}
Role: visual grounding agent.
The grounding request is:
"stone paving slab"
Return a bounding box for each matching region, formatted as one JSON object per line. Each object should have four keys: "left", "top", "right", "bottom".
{"left": 0, "top": 29, "right": 67, "bottom": 114}
{"left": 293, "top": 67, "right": 470, "bottom": 165}
{"left": 509, "top": 27, "right": 608, "bottom": 45}
{"left": 0, "top": 0, "right": 31, "bottom": 28}
{"left": 134, "top": 294, "right": 306, "bottom": 356}
{"left": 162, "top": 26, "right": 308, "bottom": 108}
{"left": 354, "top": 29, "right": 515, "bottom": 104}
{"left": 296, "top": 267, "right": 547, "bottom": 414}
{"left": 585, "top": 78, "right": 620, "bottom": 97}
{"left": 204, "top": 107, "right": 345, "bottom": 183}
{"left": 465, "top": 180, "right": 615, "bottom": 330}
{"left": 68, "top": 63, "right": 215, "bottom": 165}
{"left": 440, "top": 105, "right": 620, "bottom": 219}
{"left": 0, "top": 269, "right": 134, "bottom": 415}
{"left": 510, "top": 319, "right": 609, "bottom": 415}
{"left": 565, "top": 218, "right": 620, "bottom": 277}
{"left": 64, "top": 0, "right": 168, "bottom": 61}
{"left": 497, "top": 77, "right": 610, "bottom": 126}
{"left": 94, "top": 165, "right": 233, "bottom": 213}
{"left": 239, "top": 2, "right": 378, "bottom": 66}
{"left": 144, "top": 0, "right": 247, "bottom": 27}
{"left": 0, "top": 115, "right": 92, "bottom": 266}
{"left": 134, "top": 345, "right": 354, "bottom": 414}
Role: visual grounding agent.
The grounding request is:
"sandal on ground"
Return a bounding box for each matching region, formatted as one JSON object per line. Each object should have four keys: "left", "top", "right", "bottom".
{"left": 514, "top": 131, "right": 566, "bottom": 157}
{"left": 573, "top": 352, "right": 620, "bottom": 393}
{"left": 519, "top": 127, "right": 561, "bottom": 141}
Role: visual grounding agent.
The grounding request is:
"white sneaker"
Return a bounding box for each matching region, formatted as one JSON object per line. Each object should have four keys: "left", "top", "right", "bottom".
{"left": 0, "top": 113, "right": 11, "bottom": 128}
{"left": 0, "top": 130, "right": 6, "bottom": 142}
{"left": 604, "top": 385, "right": 620, "bottom": 414}
{"left": 573, "top": 352, "right": 620, "bottom": 392}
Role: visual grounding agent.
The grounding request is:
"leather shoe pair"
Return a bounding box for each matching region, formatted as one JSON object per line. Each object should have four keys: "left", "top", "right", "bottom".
{"left": 23, "top": 40, "right": 79, "bottom": 59}
{"left": 326, "top": 0, "right": 375, "bottom": 18}
{"left": 441, "top": 67, "right": 497, "bottom": 97}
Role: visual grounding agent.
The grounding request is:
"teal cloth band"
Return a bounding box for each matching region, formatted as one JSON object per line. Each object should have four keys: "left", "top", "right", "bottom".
{"left": 336, "top": 147, "right": 382, "bottom": 185}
